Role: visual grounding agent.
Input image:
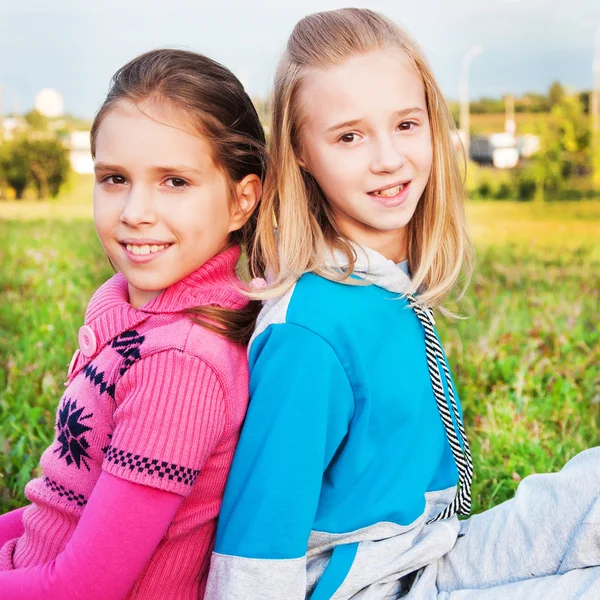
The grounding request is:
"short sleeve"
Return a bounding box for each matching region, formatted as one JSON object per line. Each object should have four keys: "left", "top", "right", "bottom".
{"left": 103, "top": 350, "right": 226, "bottom": 496}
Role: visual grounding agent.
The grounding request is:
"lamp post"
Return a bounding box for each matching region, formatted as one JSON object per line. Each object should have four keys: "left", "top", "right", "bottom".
{"left": 0, "top": 84, "right": 4, "bottom": 143}
{"left": 592, "top": 25, "right": 600, "bottom": 187}
{"left": 592, "top": 26, "right": 600, "bottom": 136}
{"left": 459, "top": 45, "right": 484, "bottom": 161}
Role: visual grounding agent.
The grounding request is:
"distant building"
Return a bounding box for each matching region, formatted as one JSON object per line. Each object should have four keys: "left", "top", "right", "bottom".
{"left": 516, "top": 134, "right": 541, "bottom": 159}
{"left": 69, "top": 131, "right": 94, "bottom": 174}
{"left": 470, "top": 133, "right": 519, "bottom": 169}
{"left": 1, "top": 116, "right": 25, "bottom": 141}
{"left": 35, "top": 89, "right": 64, "bottom": 118}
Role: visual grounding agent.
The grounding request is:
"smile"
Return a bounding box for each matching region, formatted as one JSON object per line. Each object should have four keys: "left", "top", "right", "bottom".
{"left": 369, "top": 181, "right": 410, "bottom": 198}
{"left": 125, "top": 243, "right": 170, "bottom": 255}
{"left": 367, "top": 181, "right": 411, "bottom": 208}
{"left": 371, "top": 183, "right": 406, "bottom": 198}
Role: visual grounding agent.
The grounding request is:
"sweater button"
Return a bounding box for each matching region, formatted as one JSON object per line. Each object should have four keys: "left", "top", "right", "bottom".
{"left": 67, "top": 349, "right": 81, "bottom": 378}
{"left": 78, "top": 326, "right": 97, "bottom": 357}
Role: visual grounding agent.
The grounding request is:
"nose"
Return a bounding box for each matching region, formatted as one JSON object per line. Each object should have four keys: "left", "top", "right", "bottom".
{"left": 119, "top": 185, "right": 157, "bottom": 227}
{"left": 370, "top": 134, "right": 406, "bottom": 174}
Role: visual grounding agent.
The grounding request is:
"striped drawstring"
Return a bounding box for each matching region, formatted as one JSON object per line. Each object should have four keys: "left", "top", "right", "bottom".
{"left": 407, "top": 295, "right": 473, "bottom": 522}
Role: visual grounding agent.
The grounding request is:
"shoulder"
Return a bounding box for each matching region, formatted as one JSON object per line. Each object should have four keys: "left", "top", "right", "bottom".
{"left": 135, "top": 316, "right": 248, "bottom": 393}
{"left": 250, "top": 273, "right": 401, "bottom": 351}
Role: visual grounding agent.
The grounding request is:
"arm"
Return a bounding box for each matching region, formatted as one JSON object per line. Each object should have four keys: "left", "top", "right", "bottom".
{"left": 0, "top": 471, "right": 183, "bottom": 599}
{"left": 1, "top": 350, "right": 226, "bottom": 598}
{"left": 0, "top": 507, "right": 27, "bottom": 548}
{"left": 205, "top": 324, "right": 354, "bottom": 600}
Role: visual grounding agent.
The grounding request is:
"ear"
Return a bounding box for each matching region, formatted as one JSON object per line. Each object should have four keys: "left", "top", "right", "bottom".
{"left": 296, "top": 155, "right": 308, "bottom": 170}
{"left": 228, "top": 174, "right": 262, "bottom": 233}
{"left": 295, "top": 147, "right": 309, "bottom": 172}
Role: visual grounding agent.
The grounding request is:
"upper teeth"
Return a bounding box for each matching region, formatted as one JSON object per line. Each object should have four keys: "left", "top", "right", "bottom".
{"left": 126, "top": 244, "right": 168, "bottom": 255}
{"left": 373, "top": 184, "right": 404, "bottom": 197}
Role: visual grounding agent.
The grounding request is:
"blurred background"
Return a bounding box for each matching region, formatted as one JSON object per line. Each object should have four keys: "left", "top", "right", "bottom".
{"left": 0, "top": 0, "right": 598, "bottom": 513}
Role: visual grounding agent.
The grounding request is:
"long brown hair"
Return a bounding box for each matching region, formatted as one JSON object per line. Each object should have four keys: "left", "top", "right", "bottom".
{"left": 253, "top": 8, "right": 472, "bottom": 309}
{"left": 91, "top": 49, "right": 266, "bottom": 344}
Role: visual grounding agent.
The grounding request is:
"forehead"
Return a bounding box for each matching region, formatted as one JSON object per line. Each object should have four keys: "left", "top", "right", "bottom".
{"left": 298, "top": 48, "right": 427, "bottom": 130}
{"left": 94, "top": 101, "right": 213, "bottom": 165}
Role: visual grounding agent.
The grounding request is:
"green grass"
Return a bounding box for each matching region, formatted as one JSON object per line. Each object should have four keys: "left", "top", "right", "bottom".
{"left": 1, "top": 187, "right": 599, "bottom": 514}
{"left": 469, "top": 112, "right": 549, "bottom": 135}
{"left": 0, "top": 220, "right": 112, "bottom": 508}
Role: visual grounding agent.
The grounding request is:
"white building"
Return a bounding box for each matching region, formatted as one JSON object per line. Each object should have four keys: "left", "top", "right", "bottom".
{"left": 35, "top": 89, "right": 64, "bottom": 118}
{"left": 69, "top": 131, "right": 94, "bottom": 174}
{"left": 470, "top": 133, "right": 520, "bottom": 169}
{"left": 1, "top": 116, "right": 25, "bottom": 140}
{"left": 516, "top": 134, "right": 541, "bottom": 158}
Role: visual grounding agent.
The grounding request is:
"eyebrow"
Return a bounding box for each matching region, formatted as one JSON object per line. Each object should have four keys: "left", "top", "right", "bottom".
{"left": 93, "top": 162, "right": 123, "bottom": 174}
{"left": 326, "top": 107, "right": 427, "bottom": 133}
{"left": 94, "top": 163, "right": 202, "bottom": 176}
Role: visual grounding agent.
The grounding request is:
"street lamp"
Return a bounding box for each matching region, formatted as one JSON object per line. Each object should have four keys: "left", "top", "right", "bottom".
{"left": 459, "top": 45, "right": 484, "bottom": 161}
{"left": 0, "top": 84, "right": 4, "bottom": 143}
{"left": 592, "top": 25, "right": 600, "bottom": 188}
{"left": 592, "top": 25, "right": 600, "bottom": 136}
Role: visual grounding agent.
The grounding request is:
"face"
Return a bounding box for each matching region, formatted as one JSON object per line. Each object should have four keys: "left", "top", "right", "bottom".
{"left": 297, "top": 48, "right": 433, "bottom": 262}
{"left": 93, "top": 101, "right": 258, "bottom": 308}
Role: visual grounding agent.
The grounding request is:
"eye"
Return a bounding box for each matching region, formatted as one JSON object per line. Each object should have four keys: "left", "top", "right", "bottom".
{"left": 398, "top": 121, "right": 417, "bottom": 131}
{"left": 102, "top": 175, "right": 127, "bottom": 185}
{"left": 338, "top": 132, "right": 359, "bottom": 144}
{"left": 165, "top": 177, "right": 189, "bottom": 188}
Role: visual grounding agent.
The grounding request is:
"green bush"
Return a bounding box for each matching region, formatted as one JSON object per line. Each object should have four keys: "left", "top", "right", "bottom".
{"left": 0, "top": 138, "right": 71, "bottom": 200}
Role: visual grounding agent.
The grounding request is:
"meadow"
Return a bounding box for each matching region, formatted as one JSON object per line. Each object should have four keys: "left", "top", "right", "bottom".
{"left": 0, "top": 176, "right": 598, "bottom": 514}
{"left": 469, "top": 112, "right": 549, "bottom": 135}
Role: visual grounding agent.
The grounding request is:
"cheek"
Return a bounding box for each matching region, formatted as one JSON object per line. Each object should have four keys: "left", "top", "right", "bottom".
{"left": 182, "top": 197, "right": 232, "bottom": 244}
{"left": 93, "top": 190, "right": 121, "bottom": 241}
{"left": 409, "top": 134, "right": 433, "bottom": 177}
{"left": 93, "top": 191, "right": 109, "bottom": 232}
{"left": 421, "top": 129, "right": 434, "bottom": 171}
{"left": 309, "top": 147, "right": 358, "bottom": 195}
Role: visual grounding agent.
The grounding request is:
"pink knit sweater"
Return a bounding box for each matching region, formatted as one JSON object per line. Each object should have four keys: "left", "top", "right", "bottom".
{"left": 0, "top": 246, "right": 250, "bottom": 598}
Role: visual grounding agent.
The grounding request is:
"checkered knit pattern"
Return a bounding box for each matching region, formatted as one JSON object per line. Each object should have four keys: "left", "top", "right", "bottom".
{"left": 103, "top": 447, "right": 201, "bottom": 486}
{"left": 5, "top": 246, "right": 252, "bottom": 599}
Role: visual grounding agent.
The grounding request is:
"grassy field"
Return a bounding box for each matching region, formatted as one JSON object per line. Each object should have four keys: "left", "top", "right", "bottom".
{"left": 0, "top": 183, "right": 599, "bottom": 514}
{"left": 469, "top": 112, "right": 549, "bottom": 135}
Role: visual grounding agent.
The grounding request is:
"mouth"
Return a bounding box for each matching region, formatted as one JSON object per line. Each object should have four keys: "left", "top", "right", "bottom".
{"left": 119, "top": 240, "right": 174, "bottom": 260}
{"left": 368, "top": 181, "right": 410, "bottom": 198}
{"left": 123, "top": 243, "right": 171, "bottom": 256}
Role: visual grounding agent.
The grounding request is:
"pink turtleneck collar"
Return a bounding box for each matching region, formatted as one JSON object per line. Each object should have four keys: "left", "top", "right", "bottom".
{"left": 70, "top": 245, "right": 248, "bottom": 376}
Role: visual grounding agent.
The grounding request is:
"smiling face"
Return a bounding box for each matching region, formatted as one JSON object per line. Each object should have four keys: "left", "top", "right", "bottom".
{"left": 297, "top": 48, "right": 433, "bottom": 262}
{"left": 93, "top": 101, "right": 252, "bottom": 308}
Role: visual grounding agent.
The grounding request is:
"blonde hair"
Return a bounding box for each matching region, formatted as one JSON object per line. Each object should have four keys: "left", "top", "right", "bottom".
{"left": 252, "top": 8, "right": 472, "bottom": 308}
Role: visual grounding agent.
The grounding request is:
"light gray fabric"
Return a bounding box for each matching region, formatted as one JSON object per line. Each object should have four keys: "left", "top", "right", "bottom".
{"left": 206, "top": 554, "right": 307, "bottom": 598}
{"left": 311, "top": 489, "right": 459, "bottom": 599}
{"left": 396, "top": 259, "right": 410, "bottom": 276}
{"left": 407, "top": 446, "right": 600, "bottom": 599}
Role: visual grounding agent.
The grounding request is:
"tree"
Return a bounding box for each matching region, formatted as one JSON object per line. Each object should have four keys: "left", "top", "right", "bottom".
{"left": 0, "top": 138, "right": 71, "bottom": 199}
{"left": 0, "top": 140, "right": 30, "bottom": 199}
{"left": 548, "top": 81, "right": 566, "bottom": 109}
{"left": 24, "top": 109, "right": 49, "bottom": 131}
{"left": 515, "top": 94, "right": 590, "bottom": 202}
{"left": 27, "top": 139, "right": 71, "bottom": 198}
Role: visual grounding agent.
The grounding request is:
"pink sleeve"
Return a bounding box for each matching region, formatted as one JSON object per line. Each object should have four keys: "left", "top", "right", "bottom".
{"left": 0, "top": 471, "right": 183, "bottom": 599}
{"left": 103, "top": 351, "right": 226, "bottom": 496}
{"left": 0, "top": 507, "right": 26, "bottom": 548}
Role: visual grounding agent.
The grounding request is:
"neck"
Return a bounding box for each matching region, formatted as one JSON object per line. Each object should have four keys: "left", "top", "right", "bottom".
{"left": 128, "top": 285, "right": 163, "bottom": 309}
{"left": 348, "top": 229, "right": 407, "bottom": 263}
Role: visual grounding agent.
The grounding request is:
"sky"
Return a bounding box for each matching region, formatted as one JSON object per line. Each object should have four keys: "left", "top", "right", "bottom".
{"left": 0, "top": 0, "right": 599, "bottom": 118}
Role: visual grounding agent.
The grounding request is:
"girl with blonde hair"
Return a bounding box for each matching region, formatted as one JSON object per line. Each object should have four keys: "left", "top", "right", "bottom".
{"left": 206, "top": 8, "right": 600, "bottom": 599}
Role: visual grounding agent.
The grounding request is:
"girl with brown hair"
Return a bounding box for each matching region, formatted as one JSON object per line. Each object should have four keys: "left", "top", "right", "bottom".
{"left": 0, "top": 48, "right": 266, "bottom": 599}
